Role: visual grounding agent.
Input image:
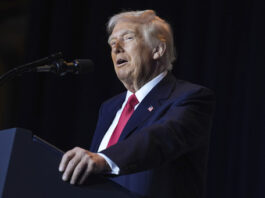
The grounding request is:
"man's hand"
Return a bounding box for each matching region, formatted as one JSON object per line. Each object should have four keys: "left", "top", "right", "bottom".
{"left": 59, "top": 147, "right": 110, "bottom": 185}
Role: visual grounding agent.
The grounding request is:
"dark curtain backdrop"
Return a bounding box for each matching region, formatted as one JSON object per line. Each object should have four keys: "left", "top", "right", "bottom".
{"left": 1, "top": 0, "right": 264, "bottom": 198}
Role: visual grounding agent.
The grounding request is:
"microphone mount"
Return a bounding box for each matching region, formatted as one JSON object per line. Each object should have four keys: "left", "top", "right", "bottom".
{"left": 0, "top": 52, "right": 94, "bottom": 87}
{"left": 36, "top": 59, "right": 94, "bottom": 76}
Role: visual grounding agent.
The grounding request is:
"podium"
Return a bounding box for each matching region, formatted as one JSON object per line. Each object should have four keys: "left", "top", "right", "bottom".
{"left": 0, "top": 128, "right": 138, "bottom": 198}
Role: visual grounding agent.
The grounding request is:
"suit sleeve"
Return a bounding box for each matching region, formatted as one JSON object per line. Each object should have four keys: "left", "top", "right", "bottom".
{"left": 101, "top": 87, "right": 215, "bottom": 175}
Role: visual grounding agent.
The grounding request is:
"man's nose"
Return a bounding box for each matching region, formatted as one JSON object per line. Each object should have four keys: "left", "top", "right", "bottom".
{"left": 113, "top": 41, "right": 124, "bottom": 54}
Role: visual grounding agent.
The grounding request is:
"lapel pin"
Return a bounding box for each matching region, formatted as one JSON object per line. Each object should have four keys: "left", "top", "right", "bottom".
{"left": 148, "top": 106, "right": 154, "bottom": 112}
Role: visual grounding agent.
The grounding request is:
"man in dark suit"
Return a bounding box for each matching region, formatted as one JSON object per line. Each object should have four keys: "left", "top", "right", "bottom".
{"left": 59, "top": 10, "right": 215, "bottom": 198}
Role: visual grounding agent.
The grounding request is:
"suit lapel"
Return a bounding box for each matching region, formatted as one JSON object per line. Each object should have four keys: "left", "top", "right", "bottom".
{"left": 101, "top": 94, "right": 125, "bottom": 133}
{"left": 91, "top": 93, "right": 126, "bottom": 151}
{"left": 119, "top": 73, "right": 176, "bottom": 141}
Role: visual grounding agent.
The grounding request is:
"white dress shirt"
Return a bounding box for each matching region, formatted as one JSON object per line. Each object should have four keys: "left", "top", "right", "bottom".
{"left": 98, "top": 71, "right": 167, "bottom": 174}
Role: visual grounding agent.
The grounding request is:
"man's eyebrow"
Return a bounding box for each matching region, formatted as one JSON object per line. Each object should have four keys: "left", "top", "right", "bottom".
{"left": 108, "top": 30, "right": 135, "bottom": 43}
{"left": 121, "top": 30, "right": 135, "bottom": 35}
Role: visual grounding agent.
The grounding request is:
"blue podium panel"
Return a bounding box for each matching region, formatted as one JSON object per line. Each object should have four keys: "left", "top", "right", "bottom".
{"left": 0, "top": 128, "right": 138, "bottom": 198}
{"left": 0, "top": 129, "right": 16, "bottom": 197}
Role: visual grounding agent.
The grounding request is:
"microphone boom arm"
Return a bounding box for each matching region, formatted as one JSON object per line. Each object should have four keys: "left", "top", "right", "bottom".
{"left": 0, "top": 52, "right": 63, "bottom": 87}
{"left": 0, "top": 52, "right": 94, "bottom": 87}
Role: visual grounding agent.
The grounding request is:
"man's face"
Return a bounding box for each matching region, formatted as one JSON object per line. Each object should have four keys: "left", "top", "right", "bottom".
{"left": 108, "top": 22, "right": 155, "bottom": 91}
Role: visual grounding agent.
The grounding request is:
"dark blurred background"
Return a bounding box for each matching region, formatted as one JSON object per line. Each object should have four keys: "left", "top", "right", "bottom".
{"left": 0, "top": 0, "right": 264, "bottom": 197}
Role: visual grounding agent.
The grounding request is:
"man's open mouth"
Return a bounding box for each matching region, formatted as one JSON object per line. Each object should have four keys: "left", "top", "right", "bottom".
{"left": 116, "top": 58, "right": 128, "bottom": 66}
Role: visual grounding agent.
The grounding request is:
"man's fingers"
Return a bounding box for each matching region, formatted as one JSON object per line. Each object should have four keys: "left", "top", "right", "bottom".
{"left": 78, "top": 162, "right": 94, "bottom": 185}
{"left": 62, "top": 155, "right": 81, "bottom": 181}
{"left": 70, "top": 158, "right": 87, "bottom": 185}
{"left": 59, "top": 150, "right": 75, "bottom": 172}
{"left": 59, "top": 148, "right": 108, "bottom": 185}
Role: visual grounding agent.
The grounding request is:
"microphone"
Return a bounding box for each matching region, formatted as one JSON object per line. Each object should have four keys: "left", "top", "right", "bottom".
{"left": 36, "top": 59, "right": 94, "bottom": 76}
{"left": 0, "top": 52, "right": 94, "bottom": 86}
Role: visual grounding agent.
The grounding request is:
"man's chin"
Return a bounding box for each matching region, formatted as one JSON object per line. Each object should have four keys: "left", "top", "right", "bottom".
{"left": 115, "top": 67, "right": 127, "bottom": 78}
{"left": 116, "top": 74, "right": 128, "bottom": 82}
{"left": 115, "top": 72, "right": 131, "bottom": 83}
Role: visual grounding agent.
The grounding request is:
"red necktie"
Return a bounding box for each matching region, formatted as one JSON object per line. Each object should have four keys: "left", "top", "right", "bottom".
{"left": 107, "top": 94, "right": 139, "bottom": 148}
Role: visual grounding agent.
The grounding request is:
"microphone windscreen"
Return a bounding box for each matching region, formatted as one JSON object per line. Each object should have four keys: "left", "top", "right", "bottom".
{"left": 73, "top": 59, "right": 94, "bottom": 74}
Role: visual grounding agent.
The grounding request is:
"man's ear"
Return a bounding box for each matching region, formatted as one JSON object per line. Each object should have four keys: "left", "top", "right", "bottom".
{"left": 152, "top": 42, "right": 166, "bottom": 60}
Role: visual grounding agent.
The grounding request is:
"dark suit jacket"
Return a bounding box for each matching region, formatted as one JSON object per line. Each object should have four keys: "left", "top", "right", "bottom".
{"left": 90, "top": 73, "right": 215, "bottom": 198}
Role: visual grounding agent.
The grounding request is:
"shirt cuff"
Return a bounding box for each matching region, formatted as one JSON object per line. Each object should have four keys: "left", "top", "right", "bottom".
{"left": 97, "top": 153, "right": 120, "bottom": 175}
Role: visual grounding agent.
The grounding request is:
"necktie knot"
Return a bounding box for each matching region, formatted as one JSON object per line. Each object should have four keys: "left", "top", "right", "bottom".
{"left": 127, "top": 94, "right": 139, "bottom": 109}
